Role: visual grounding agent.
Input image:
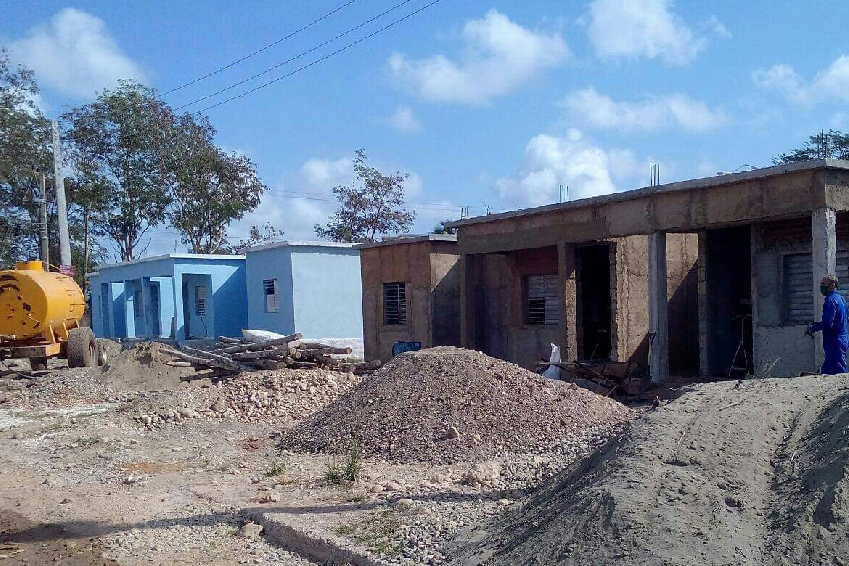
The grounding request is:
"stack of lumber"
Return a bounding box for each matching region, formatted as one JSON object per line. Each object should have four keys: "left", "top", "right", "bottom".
{"left": 161, "top": 333, "right": 376, "bottom": 378}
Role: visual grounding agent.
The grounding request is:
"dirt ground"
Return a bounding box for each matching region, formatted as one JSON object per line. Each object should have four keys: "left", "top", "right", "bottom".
{"left": 0, "top": 346, "right": 622, "bottom": 565}
{"left": 3, "top": 345, "right": 846, "bottom": 565}
{"left": 449, "top": 375, "right": 849, "bottom": 566}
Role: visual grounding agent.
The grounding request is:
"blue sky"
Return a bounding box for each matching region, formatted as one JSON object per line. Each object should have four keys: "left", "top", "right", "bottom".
{"left": 4, "top": 1, "right": 849, "bottom": 256}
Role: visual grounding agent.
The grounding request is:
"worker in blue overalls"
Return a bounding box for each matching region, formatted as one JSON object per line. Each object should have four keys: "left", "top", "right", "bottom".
{"left": 807, "top": 274, "right": 849, "bottom": 374}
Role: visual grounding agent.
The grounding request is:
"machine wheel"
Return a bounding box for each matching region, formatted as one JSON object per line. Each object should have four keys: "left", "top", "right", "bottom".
{"left": 30, "top": 357, "right": 48, "bottom": 371}
{"left": 68, "top": 327, "right": 97, "bottom": 368}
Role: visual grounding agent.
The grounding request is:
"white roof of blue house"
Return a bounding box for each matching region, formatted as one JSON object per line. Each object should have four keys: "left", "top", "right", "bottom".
{"left": 243, "top": 240, "right": 359, "bottom": 253}
{"left": 86, "top": 253, "right": 245, "bottom": 277}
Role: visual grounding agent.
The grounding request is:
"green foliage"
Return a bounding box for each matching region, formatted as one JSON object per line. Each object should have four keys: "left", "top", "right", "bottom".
{"left": 168, "top": 114, "right": 266, "bottom": 253}
{"left": 314, "top": 149, "right": 415, "bottom": 243}
{"left": 323, "top": 440, "right": 363, "bottom": 484}
{"left": 230, "top": 221, "right": 285, "bottom": 253}
{"left": 0, "top": 49, "right": 52, "bottom": 267}
{"left": 774, "top": 129, "right": 849, "bottom": 164}
{"left": 335, "top": 509, "right": 404, "bottom": 556}
{"left": 62, "top": 81, "right": 177, "bottom": 261}
{"left": 265, "top": 459, "right": 288, "bottom": 477}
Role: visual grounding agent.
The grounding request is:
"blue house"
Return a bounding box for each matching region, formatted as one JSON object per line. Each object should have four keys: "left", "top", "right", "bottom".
{"left": 245, "top": 241, "right": 362, "bottom": 339}
{"left": 88, "top": 254, "right": 247, "bottom": 340}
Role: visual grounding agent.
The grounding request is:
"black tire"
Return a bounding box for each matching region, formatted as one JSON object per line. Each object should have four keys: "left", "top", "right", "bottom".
{"left": 68, "top": 327, "right": 97, "bottom": 368}
{"left": 30, "top": 357, "right": 48, "bottom": 371}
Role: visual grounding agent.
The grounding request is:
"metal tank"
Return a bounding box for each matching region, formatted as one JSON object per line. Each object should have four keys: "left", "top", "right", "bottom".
{"left": 0, "top": 261, "right": 85, "bottom": 343}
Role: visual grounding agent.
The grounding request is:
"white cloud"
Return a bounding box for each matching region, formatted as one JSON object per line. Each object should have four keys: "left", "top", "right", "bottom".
{"left": 389, "top": 9, "right": 567, "bottom": 105}
{"left": 388, "top": 105, "right": 422, "bottom": 133}
{"left": 586, "top": 0, "right": 704, "bottom": 65}
{"left": 562, "top": 87, "right": 726, "bottom": 132}
{"left": 496, "top": 128, "right": 654, "bottom": 207}
{"left": 300, "top": 157, "right": 352, "bottom": 188}
{"left": 8, "top": 8, "right": 145, "bottom": 99}
{"left": 754, "top": 55, "right": 849, "bottom": 104}
{"left": 705, "top": 15, "right": 731, "bottom": 39}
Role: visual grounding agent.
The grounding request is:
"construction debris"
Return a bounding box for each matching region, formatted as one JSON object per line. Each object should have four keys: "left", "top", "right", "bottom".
{"left": 285, "top": 347, "right": 633, "bottom": 464}
{"left": 161, "top": 333, "right": 377, "bottom": 377}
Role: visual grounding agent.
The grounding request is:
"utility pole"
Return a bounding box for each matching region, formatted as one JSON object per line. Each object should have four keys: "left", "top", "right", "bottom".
{"left": 38, "top": 172, "right": 49, "bottom": 265}
{"left": 52, "top": 120, "right": 72, "bottom": 270}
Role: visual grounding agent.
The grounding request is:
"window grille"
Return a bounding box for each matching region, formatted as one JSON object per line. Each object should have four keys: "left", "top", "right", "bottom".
{"left": 526, "top": 274, "right": 561, "bottom": 325}
{"left": 383, "top": 282, "right": 407, "bottom": 325}
{"left": 783, "top": 254, "right": 813, "bottom": 324}
{"left": 195, "top": 285, "right": 208, "bottom": 317}
{"left": 263, "top": 279, "right": 279, "bottom": 313}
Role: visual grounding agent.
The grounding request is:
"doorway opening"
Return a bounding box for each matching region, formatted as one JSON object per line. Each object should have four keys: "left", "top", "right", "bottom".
{"left": 577, "top": 244, "right": 612, "bottom": 360}
{"left": 705, "top": 226, "right": 752, "bottom": 377}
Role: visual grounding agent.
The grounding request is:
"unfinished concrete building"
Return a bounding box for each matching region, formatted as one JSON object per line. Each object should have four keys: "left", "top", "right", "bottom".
{"left": 449, "top": 160, "right": 849, "bottom": 380}
{"left": 358, "top": 235, "right": 460, "bottom": 362}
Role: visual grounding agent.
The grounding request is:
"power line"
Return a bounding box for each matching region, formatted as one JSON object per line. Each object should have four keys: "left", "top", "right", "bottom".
{"left": 197, "top": 0, "right": 441, "bottom": 113}
{"left": 163, "top": 0, "right": 357, "bottom": 96}
{"left": 176, "top": 0, "right": 415, "bottom": 110}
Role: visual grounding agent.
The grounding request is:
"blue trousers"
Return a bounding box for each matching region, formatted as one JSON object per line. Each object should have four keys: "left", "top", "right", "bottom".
{"left": 822, "top": 338, "right": 849, "bottom": 374}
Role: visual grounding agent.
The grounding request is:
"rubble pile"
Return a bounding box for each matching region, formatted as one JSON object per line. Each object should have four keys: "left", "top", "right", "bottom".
{"left": 162, "top": 333, "right": 375, "bottom": 377}
{"left": 134, "top": 368, "right": 362, "bottom": 427}
{"left": 286, "top": 347, "right": 633, "bottom": 463}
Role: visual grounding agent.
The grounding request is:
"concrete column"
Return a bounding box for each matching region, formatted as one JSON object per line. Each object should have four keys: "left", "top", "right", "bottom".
{"left": 812, "top": 207, "right": 837, "bottom": 371}
{"left": 557, "top": 242, "right": 578, "bottom": 361}
{"left": 697, "top": 232, "right": 710, "bottom": 377}
{"left": 649, "top": 232, "right": 669, "bottom": 383}
{"left": 459, "top": 254, "right": 475, "bottom": 349}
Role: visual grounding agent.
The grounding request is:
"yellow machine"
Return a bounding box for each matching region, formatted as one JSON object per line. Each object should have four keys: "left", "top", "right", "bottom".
{"left": 0, "top": 261, "right": 100, "bottom": 370}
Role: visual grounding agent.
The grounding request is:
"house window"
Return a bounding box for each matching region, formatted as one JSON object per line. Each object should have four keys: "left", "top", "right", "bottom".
{"left": 383, "top": 282, "right": 407, "bottom": 325}
{"left": 263, "top": 279, "right": 279, "bottom": 313}
{"left": 783, "top": 253, "right": 813, "bottom": 324}
{"left": 526, "top": 274, "right": 561, "bottom": 325}
{"left": 195, "top": 285, "right": 208, "bottom": 317}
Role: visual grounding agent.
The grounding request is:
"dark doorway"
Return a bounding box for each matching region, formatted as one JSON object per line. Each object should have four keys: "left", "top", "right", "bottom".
{"left": 705, "top": 226, "right": 752, "bottom": 377}
{"left": 578, "top": 244, "right": 612, "bottom": 360}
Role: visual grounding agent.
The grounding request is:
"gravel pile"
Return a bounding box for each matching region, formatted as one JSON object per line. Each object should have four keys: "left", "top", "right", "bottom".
{"left": 134, "top": 368, "right": 361, "bottom": 427}
{"left": 285, "top": 347, "right": 633, "bottom": 463}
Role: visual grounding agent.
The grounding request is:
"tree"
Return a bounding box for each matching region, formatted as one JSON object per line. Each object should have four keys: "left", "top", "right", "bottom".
{"left": 63, "top": 81, "right": 176, "bottom": 261}
{"left": 168, "top": 114, "right": 266, "bottom": 253}
{"left": 0, "top": 49, "right": 52, "bottom": 267}
{"left": 230, "top": 222, "right": 285, "bottom": 252}
{"left": 774, "top": 129, "right": 849, "bottom": 164}
{"left": 314, "top": 149, "right": 415, "bottom": 243}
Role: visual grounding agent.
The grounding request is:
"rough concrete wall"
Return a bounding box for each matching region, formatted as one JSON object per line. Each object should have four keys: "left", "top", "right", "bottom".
{"left": 611, "top": 235, "right": 650, "bottom": 365}
{"left": 473, "top": 247, "right": 562, "bottom": 369}
{"left": 752, "top": 217, "right": 816, "bottom": 376}
{"left": 429, "top": 245, "right": 460, "bottom": 347}
{"left": 361, "top": 244, "right": 432, "bottom": 362}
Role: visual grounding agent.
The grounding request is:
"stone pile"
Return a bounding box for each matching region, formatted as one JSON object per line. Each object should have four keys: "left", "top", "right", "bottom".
{"left": 134, "top": 368, "right": 361, "bottom": 427}
{"left": 285, "top": 347, "right": 634, "bottom": 463}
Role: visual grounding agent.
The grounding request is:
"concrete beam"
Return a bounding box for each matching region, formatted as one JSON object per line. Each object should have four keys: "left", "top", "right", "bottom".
{"left": 811, "top": 207, "right": 837, "bottom": 371}
{"left": 649, "top": 232, "right": 669, "bottom": 383}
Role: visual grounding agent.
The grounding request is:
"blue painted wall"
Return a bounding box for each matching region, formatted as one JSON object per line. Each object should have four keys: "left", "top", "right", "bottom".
{"left": 246, "top": 244, "right": 362, "bottom": 339}
{"left": 245, "top": 247, "right": 296, "bottom": 334}
{"left": 89, "top": 255, "right": 246, "bottom": 340}
{"left": 291, "top": 247, "right": 363, "bottom": 338}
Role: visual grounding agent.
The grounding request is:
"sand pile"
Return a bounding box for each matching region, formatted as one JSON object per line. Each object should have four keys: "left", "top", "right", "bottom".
{"left": 449, "top": 375, "right": 849, "bottom": 566}
{"left": 285, "top": 347, "right": 632, "bottom": 463}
